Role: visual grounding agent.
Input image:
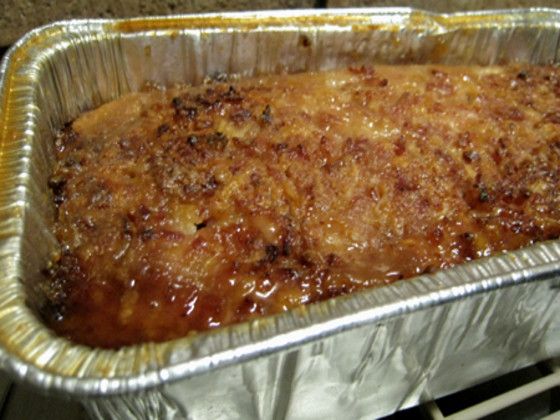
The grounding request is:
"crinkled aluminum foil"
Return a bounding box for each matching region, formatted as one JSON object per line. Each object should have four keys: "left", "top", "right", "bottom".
{"left": 0, "top": 8, "right": 559, "bottom": 419}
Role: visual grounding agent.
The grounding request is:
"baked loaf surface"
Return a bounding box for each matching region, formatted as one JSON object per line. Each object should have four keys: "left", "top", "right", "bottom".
{"left": 44, "top": 65, "right": 560, "bottom": 348}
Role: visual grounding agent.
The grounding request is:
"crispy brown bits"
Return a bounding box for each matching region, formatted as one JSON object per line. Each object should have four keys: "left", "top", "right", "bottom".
{"left": 453, "top": 232, "right": 476, "bottom": 260}
{"left": 517, "top": 71, "right": 528, "bottom": 80}
{"left": 394, "top": 137, "right": 406, "bottom": 156}
{"left": 231, "top": 108, "right": 252, "bottom": 123}
{"left": 456, "top": 132, "right": 472, "bottom": 148}
{"left": 195, "top": 221, "right": 207, "bottom": 231}
{"left": 261, "top": 105, "right": 273, "bottom": 125}
{"left": 478, "top": 185, "right": 490, "bottom": 202}
{"left": 54, "top": 124, "right": 78, "bottom": 153}
{"left": 123, "top": 217, "right": 134, "bottom": 237}
{"left": 194, "top": 93, "right": 213, "bottom": 107}
{"left": 140, "top": 228, "right": 154, "bottom": 241}
{"left": 157, "top": 123, "right": 170, "bottom": 136}
{"left": 79, "top": 216, "right": 96, "bottom": 230}
{"left": 183, "top": 132, "right": 228, "bottom": 152}
{"left": 462, "top": 150, "right": 480, "bottom": 163}
{"left": 543, "top": 112, "right": 560, "bottom": 125}
{"left": 202, "top": 175, "right": 220, "bottom": 195}
{"left": 44, "top": 65, "right": 560, "bottom": 348}
{"left": 429, "top": 225, "right": 444, "bottom": 245}
{"left": 348, "top": 65, "right": 375, "bottom": 77}
{"left": 138, "top": 205, "right": 150, "bottom": 220}
{"left": 264, "top": 244, "right": 280, "bottom": 263}
{"left": 326, "top": 253, "right": 340, "bottom": 266}
{"left": 274, "top": 142, "right": 288, "bottom": 152}
{"left": 250, "top": 172, "right": 261, "bottom": 186}
{"left": 207, "top": 132, "right": 228, "bottom": 150}
{"left": 507, "top": 107, "right": 524, "bottom": 121}
{"left": 48, "top": 177, "right": 67, "bottom": 206}
{"left": 281, "top": 232, "right": 293, "bottom": 257}
{"left": 395, "top": 172, "right": 417, "bottom": 192}
{"left": 172, "top": 97, "right": 198, "bottom": 119}
{"left": 427, "top": 69, "right": 455, "bottom": 95}
{"left": 224, "top": 85, "right": 243, "bottom": 104}
{"left": 89, "top": 183, "right": 112, "bottom": 208}
{"left": 506, "top": 188, "right": 531, "bottom": 206}
{"left": 171, "top": 96, "right": 183, "bottom": 109}
{"left": 118, "top": 137, "right": 131, "bottom": 150}
{"left": 463, "top": 182, "right": 491, "bottom": 209}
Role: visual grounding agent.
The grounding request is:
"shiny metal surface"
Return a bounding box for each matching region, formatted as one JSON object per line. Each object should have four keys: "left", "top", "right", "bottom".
{"left": 0, "top": 8, "right": 559, "bottom": 419}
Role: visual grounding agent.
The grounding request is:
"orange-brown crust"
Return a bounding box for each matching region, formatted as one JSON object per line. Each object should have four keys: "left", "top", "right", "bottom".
{"left": 44, "top": 65, "right": 560, "bottom": 348}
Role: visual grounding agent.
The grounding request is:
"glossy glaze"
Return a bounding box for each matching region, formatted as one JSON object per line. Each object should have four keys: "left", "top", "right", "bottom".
{"left": 44, "top": 65, "right": 560, "bottom": 347}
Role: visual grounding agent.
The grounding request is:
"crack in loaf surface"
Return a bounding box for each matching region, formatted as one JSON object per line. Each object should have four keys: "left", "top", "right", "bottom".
{"left": 42, "top": 65, "right": 560, "bottom": 348}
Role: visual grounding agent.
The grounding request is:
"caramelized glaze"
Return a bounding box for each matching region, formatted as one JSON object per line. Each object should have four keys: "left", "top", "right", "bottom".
{"left": 44, "top": 65, "right": 560, "bottom": 348}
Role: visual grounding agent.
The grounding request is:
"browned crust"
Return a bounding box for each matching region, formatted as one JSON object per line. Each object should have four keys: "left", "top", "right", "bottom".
{"left": 44, "top": 65, "right": 560, "bottom": 348}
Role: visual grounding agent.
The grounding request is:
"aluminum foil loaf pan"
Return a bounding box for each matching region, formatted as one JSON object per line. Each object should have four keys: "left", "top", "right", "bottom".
{"left": 0, "top": 7, "right": 559, "bottom": 419}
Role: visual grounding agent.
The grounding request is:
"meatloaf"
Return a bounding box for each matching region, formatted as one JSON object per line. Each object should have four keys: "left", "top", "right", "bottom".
{"left": 43, "top": 65, "right": 560, "bottom": 348}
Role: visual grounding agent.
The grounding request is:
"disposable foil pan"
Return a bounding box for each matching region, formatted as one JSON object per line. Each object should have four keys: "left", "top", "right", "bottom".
{"left": 0, "top": 8, "right": 560, "bottom": 419}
